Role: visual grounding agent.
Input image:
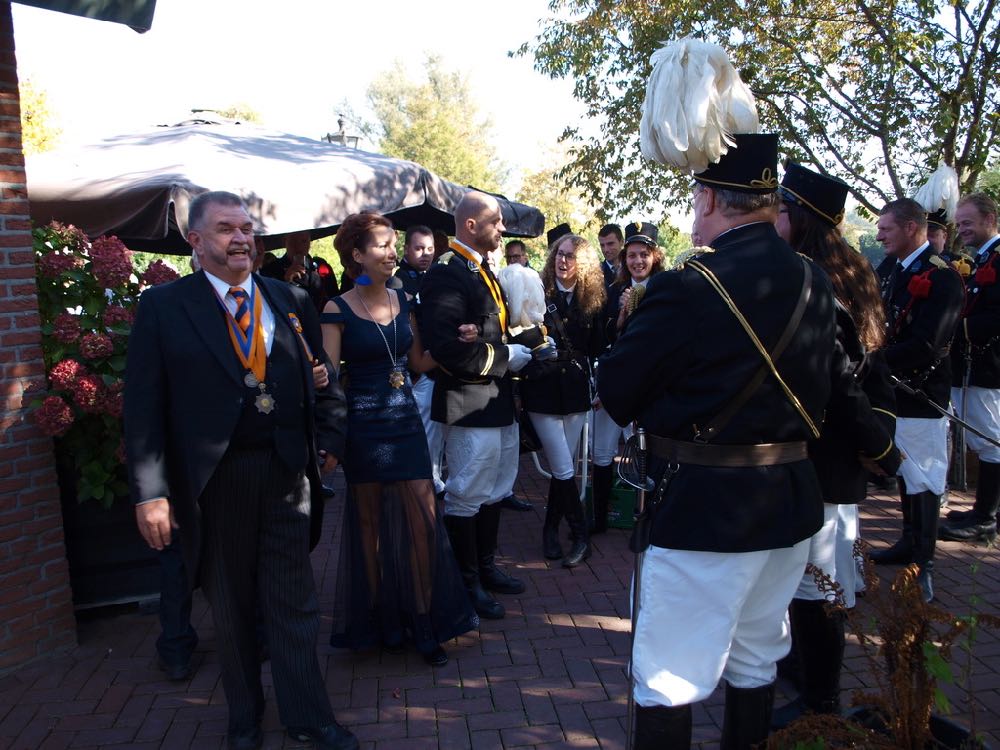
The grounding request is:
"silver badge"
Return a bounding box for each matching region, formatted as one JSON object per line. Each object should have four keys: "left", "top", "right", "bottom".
{"left": 244, "top": 372, "right": 259, "bottom": 388}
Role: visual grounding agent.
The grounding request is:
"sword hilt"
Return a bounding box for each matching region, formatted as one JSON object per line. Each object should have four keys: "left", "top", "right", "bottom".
{"left": 636, "top": 428, "right": 647, "bottom": 515}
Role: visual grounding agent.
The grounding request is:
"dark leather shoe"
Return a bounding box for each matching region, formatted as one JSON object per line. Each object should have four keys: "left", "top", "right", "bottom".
{"left": 499, "top": 494, "right": 533, "bottom": 512}
{"left": 287, "top": 722, "right": 359, "bottom": 750}
{"left": 917, "top": 566, "right": 934, "bottom": 603}
{"left": 421, "top": 645, "right": 448, "bottom": 667}
{"left": 562, "top": 540, "right": 592, "bottom": 568}
{"left": 939, "top": 517, "right": 998, "bottom": 542}
{"left": 480, "top": 566, "right": 525, "bottom": 594}
{"left": 157, "top": 658, "right": 192, "bottom": 682}
{"left": 227, "top": 727, "right": 262, "bottom": 750}
{"left": 946, "top": 506, "right": 977, "bottom": 521}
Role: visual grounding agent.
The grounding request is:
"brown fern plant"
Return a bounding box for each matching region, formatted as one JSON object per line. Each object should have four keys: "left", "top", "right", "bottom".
{"left": 768, "top": 541, "right": 1000, "bottom": 749}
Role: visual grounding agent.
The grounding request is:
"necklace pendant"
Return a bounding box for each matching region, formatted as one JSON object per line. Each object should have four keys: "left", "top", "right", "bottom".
{"left": 389, "top": 370, "right": 405, "bottom": 389}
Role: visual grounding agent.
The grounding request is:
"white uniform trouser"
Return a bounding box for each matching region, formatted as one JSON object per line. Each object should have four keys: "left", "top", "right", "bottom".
{"left": 528, "top": 412, "right": 587, "bottom": 481}
{"left": 591, "top": 404, "right": 624, "bottom": 467}
{"left": 951, "top": 386, "right": 1000, "bottom": 463}
{"left": 794, "top": 503, "right": 859, "bottom": 609}
{"left": 632, "top": 539, "right": 810, "bottom": 707}
{"left": 443, "top": 423, "right": 519, "bottom": 517}
{"left": 895, "top": 416, "right": 949, "bottom": 495}
{"left": 412, "top": 376, "right": 445, "bottom": 493}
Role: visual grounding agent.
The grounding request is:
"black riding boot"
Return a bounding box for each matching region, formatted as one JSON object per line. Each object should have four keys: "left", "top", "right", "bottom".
{"left": 442, "top": 514, "right": 504, "bottom": 619}
{"left": 560, "top": 477, "right": 592, "bottom": 568}
{"left": 772, "top": 599, "right": 844, "bottom": 729}
{"left": 591, "top": 463, "right": 614, "bottom": 534}
{"left": 721, "top": 682, "right": 775, "bottom": 750}
{"left": 634, "top": 704, "right": 692, "bottom": 749}
{"left": 542, "top": 479, "right": 564, "bottom": 560}
{"left": 476, "top": 502, "right": 525, "bottom": 594}
{"left": 870, "top": 486, "right": 914, "bottom": 565}
{"left": 941, "top": 460, "right": 1000, "bottom": 542}
{"left": 912, "top": 490, "right": 941, "bottom": 603}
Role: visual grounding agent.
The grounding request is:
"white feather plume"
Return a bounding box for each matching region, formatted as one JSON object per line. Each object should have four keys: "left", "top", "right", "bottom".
{"left": 913, "top": 162, "right": 960, "bottom": 221}
{"left": 639, "top": 38, "right": 759, "bottom": 173}
{"left": 497, "top": 264, "right": 546, "bottom": 330}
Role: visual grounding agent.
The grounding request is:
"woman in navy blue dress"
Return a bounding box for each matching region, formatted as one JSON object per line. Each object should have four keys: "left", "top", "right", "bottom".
{"left": 320, "top": 212, "right": 477, "bottom": 666}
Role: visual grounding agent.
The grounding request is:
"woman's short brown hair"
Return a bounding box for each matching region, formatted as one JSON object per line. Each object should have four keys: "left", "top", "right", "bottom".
{"left": 333, "top": 212, "right": 395, "bottom": 279}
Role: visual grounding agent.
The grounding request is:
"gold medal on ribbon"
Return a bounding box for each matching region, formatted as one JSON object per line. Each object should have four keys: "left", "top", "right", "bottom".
{"left": 389, "top": 370, "right": 405, "bottom": 389}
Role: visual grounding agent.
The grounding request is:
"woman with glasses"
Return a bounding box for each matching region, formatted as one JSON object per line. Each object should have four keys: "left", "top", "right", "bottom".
{"left": 520, "top": 234, "right": 607, "bottom": 566}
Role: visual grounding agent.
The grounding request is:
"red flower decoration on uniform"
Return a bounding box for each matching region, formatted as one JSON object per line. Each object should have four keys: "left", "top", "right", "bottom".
{"left": 49, "top": 358, "right": 88, "bottom": 390}
{"left": 89, "top": 236, "right": 134, "bottom": 288}
{"left": 907, "top": 271, "right": 933, "bottom": 300}
{"left": 52, "top": 312, "right": 82, "bottom": 344}
{"left": 975, "top": 263, "right": 996, "bottom": 286}
{"left": 33, "top": 395, "right": 75, "bottom": 436}
{"left": 79, "top": 332, "right": 114, "bottom": 360}
{"left": 140, "top": 259, "right": 180, "bottom": 287}
{"left": 71, "top": 373, "right": 104, "bottom": 412}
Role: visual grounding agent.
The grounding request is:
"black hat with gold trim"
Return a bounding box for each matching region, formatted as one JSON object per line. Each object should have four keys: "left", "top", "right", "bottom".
{"left": 546, "top": 222, "right": 572, "bottom": 247}
{"left": 927, "top": 208, "right": 949, "bottom": 230}
{"left": 778, "top": 161, "right": 848, "bottom": 226}
{"left": 692, "top": 134, "right": 779, "bottom": 194}
{"left": 624, "top": 221, "right": 659, "bottom": 247}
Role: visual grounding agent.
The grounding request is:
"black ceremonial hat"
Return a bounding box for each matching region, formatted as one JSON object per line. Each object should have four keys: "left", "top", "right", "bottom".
{"left": 624, "top": 221, "right": 658, "bottom": 247}
{"left": 546, "top": 223, "right": 572, "bottom": 247}
{"left": 778, "top": 161, "right": 849, "bottom": 226}
{"left": 694, "top": 133, "right": 779, "bottom": 194}
{"left": 927, "top": 208, "right": 949, "bottom": 230}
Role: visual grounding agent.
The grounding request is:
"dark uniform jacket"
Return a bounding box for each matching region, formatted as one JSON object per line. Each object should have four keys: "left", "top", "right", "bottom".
{"left": 602, "top": 260, "right": 617, "bottom": 288}
{"left": 876, "top": 246, "right": 965, "bottom": 416}
{"left": 600, "top": 222, "right": 853, "bottom": 553}
{"left": 394, "top": 259, "right": 427, "bottom": 297}
{"left": 951, "top": 236, "right": 1000, "bottom": 389}
{"left": 520, "top": 289, "right": 607, "bottom": 415}
{"left": 123, "top": 272, "right": 346, "bottom": 583}
{"left": 420, "top": 249, "right": 515, "bottom": 427}
{"left": 810, "top": 304, "right": 900, "bottom": 504}
{"left": 260, "top": 253, "right": 338, "bottom": 313}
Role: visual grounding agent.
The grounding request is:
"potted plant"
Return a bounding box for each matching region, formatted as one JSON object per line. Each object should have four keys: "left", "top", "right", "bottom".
{"left": 27, "top": 222, "right": 180, "bottom": 606}
{"left": 768, "top": 556, "right": 999, "bottom": 749}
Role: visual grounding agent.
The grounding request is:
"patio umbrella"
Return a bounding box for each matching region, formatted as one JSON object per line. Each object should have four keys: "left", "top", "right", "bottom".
{"left": 25, "top": 121, "right": 545, "bottom": 253}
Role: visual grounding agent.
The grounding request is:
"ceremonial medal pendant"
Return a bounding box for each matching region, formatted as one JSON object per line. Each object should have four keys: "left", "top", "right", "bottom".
{"left": 389, "top": 370, "right": 405, "bottom": 389}
{"left": 244, "top": 372, "right": 259, "bottom": 388}
{"left": 255, "top": 384, "right": 275, "bottom": 414}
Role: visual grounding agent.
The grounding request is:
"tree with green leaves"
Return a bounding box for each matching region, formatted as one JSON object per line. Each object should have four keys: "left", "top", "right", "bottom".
{"left": 517, "top": 0, "right": 1000, "bottom": 217}
{"left": 20, "top": 79, "right": 61, "bottom": 155}
{"left": 366, "top": 56, "right": 505, "bottom": 192}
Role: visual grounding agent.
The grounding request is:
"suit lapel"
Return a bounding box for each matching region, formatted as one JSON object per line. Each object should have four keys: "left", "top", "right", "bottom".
{"left": 181, "top": 272, "right": 243, "bottom": 386}
{"left": 256, "top": 275, "right": 313, "bottom": 388}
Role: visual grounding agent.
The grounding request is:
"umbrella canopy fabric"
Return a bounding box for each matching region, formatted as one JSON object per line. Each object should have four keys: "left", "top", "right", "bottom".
{"left": 14, "top": 0, "right": 157, "bottom": 32}
{"left": 25, "top": 122, "right": 544, "bottom": 253}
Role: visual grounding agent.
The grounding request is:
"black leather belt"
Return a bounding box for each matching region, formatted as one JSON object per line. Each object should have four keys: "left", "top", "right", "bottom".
{"left": 648, "top": 435, "right": 808, "bottom": 467}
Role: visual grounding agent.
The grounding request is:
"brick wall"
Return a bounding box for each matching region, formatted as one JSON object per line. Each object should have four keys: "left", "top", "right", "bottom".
{"left": 0, "top": 1, "right": 76, "bottom": 673}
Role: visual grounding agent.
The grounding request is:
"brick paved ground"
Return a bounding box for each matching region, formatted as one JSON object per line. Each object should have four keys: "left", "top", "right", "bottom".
{"left": 2, "top": 455, "right": 999, "bottom": 749}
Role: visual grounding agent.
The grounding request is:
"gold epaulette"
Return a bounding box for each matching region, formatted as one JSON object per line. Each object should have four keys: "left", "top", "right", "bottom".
{"left": 671, "top": 246, "right": 715, "bottom": 270}
{"left": 438, "top": 250, "right": 456, "bottom": 264}
{"left": 928, "top": 254, "right": 948, "bottom": 269}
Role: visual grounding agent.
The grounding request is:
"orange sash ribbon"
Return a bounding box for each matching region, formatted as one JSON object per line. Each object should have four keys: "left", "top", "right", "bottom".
{"left": 220, "top": 284, "right": 267, "bottom": 383}
{"left": 449, "top": 241, "right": 508, "bottom": 333}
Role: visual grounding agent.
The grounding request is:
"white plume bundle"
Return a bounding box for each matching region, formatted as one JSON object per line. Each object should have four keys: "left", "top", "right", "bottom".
{"left": 913, "top": 162, "right": 960, "bottom": 221}
{"left": 497, "top": 264, "right": 546, "bottom": 332}
{"left": 639, "top": 38, "right": 759, "bottom": 173}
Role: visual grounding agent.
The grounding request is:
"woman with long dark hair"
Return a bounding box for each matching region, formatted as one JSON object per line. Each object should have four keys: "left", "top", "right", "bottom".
{"left": 320, "top": 212, "right": 478, "bottom": 667}
{"left": 772, "top": 163, "right": 900, "bottom": 725}
{"left": 520, "top": 234, "right": 607, "bottom": 566}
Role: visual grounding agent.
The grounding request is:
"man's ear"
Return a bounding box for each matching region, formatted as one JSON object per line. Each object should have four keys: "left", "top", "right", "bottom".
{"left": 187, "top": 230, "right": 200, "bottom": 250}
{"left": 702, "top": 187, "right": 717, "bottom": 215}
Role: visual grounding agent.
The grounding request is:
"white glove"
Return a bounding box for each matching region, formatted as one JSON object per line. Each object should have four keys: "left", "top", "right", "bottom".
{"left": 506, "top": 344, "right": 533, "bottom": 373}
{"left": 534, "top": 336, "right": 558, "bottom": 361}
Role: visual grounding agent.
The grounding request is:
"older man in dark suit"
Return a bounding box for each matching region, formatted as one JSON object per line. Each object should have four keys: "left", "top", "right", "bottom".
{"left": 124, "top": 191, "right": 357, "bottom": 750}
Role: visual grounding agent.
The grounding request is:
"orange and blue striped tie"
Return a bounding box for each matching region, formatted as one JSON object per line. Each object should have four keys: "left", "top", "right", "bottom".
{"left": 229, "top": 287, "right": 251, "bottom": 335}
